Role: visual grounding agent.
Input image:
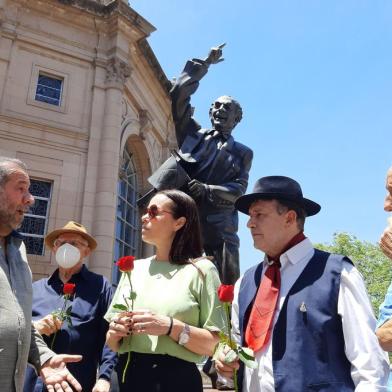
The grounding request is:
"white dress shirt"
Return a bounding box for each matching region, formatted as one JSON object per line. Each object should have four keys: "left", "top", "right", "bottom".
{"left": 231, "top": 238, "right": 390, "bottom": 392}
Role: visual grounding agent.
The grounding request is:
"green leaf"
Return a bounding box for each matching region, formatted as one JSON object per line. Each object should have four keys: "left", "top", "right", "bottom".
{"left": 218, "top": 331, "right": 227, "bottom": 341}
{"left": 113, "top": 304, "right": 128, "bottom": 311}
{"left": 238, "top": 346, "right": 255, "bottom": 361}
{"left": 238, "top": 347, "right": 257, "bottom": 369}
{"left": 129, "top": 292, "right": 137, "bottom": 300}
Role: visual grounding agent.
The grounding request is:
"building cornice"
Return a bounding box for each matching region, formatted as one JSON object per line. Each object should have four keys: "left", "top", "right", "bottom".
{"left": 138, "top": 38, "right": 172, "bottom": 94}
{"left": 57, "top": 0, "right": 153, "bottom": 35}
{"left": 55, "top": 0, "right": 171, "bottom": 95}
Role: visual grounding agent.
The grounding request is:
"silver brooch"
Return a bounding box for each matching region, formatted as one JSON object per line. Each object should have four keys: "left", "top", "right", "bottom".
{"left": 299, "top": 302, "right": 307, "bottom": 312}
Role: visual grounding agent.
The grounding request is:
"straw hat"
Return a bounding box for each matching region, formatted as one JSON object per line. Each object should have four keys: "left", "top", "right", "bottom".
{"left": 45, "top": 221, "right": 97, "bottom": 250}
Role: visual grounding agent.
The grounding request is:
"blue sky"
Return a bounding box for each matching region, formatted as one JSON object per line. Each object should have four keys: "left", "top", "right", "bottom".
{"left": 130, "top": 1, "right": 392, "bottom": 271}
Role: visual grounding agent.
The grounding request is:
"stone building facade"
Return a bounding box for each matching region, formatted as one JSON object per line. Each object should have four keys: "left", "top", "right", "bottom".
{"left": 0, "top": 0, "right": 175, "bottom": 281}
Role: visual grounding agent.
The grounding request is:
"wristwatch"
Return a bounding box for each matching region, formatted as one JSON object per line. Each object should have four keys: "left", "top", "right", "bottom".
{"left": 178, "top": 323, "right": 190, "bottom": 346}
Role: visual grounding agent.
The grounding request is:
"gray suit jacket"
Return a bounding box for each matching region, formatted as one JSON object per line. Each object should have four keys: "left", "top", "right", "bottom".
{"left": 0, "top": 232, "right": 54, "bottom": 391}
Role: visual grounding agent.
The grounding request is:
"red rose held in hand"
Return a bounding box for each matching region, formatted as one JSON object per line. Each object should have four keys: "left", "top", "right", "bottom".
{"left": 63, "top": 283, "right": 76, "bottom": 295}
{"left": 218, "top": 284, "right": 235, "bottom": 303}
{"left": 116, "top": 256, "right": 135, "bottom": 272}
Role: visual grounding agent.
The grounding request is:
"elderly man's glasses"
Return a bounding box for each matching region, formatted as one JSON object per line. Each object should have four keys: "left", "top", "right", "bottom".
{"left": 54, "top": 239, "right": 89, "bottom": 248}
{"left": 145, "top": 204, "right": 173, "bottom": 219}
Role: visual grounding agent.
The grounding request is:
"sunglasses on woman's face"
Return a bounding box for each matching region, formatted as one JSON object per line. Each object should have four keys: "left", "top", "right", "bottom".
{"left": 144, "top": 204, "right": 173, "bottom": 219}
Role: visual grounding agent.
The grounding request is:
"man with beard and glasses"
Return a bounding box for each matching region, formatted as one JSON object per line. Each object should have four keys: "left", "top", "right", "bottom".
{"left": 0, "top": 156, "right": 82, "bottom": 392}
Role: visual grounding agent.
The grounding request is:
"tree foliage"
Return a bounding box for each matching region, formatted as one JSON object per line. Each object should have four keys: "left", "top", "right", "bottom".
{"left": 315, "top": 232, "right": 392, "bottom": 315}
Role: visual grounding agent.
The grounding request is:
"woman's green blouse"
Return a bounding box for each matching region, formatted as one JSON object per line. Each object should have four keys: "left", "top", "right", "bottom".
{"left": 105, "top": 256, "right": 226, "bottom": 363}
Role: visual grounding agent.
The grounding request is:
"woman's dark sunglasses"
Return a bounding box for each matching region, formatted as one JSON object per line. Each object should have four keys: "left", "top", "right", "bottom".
{"left": 145, "top": 204, "right": 172, "bottom": 219}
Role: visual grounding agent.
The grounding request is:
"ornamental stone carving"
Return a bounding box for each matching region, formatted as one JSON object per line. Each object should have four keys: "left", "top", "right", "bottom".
{"left": 138, "top": 109, "right": 151, "bottom": 140}
{"left": 105, "top": 57, "right": 131, "bottom": 85}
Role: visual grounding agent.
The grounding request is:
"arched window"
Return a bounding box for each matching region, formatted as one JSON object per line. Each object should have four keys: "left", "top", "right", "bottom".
{"left": 112, "top": 149, "right": 140, "bottom": 284}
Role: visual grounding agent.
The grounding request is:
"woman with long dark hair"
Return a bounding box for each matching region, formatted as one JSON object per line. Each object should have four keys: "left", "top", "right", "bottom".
{"left": 105, "top": 189, "right": 225, "bottom": 392}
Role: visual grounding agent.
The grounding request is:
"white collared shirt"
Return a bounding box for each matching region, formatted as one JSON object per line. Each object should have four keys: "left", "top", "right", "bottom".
{"left": 231, "top": 238, "right": 390, "bottom": 392}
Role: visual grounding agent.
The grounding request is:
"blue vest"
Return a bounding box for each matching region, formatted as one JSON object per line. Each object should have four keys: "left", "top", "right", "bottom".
{"left": 238, "top": 249, "right": 355, "bottom": 392}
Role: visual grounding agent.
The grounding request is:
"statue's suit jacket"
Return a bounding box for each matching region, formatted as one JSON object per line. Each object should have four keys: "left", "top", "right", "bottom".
{"left": 170, "top": 58, "right": 253, "bottom": 247}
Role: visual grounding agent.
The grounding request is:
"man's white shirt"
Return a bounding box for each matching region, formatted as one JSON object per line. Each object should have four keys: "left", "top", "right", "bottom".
{"left": 231, "top": 238, "right": 390, "bottom": 392}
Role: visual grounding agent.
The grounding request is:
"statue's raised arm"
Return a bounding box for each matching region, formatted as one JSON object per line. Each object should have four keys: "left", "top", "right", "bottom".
{"left": 170, "top": 45, "right": 225, "bottom": 147}
{"left": 145, "top": 43, "right": 253, "bottom": 289}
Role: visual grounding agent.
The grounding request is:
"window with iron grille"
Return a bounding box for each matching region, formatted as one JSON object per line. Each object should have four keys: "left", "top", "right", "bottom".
{"left": 35, "top": 73, "right": 63, "bottom": 106}
{"left": 19, "top": 179, "right": 52, "bottom": 255}
{"left": 112, "top": 150, "right": 141, "bottom": 284}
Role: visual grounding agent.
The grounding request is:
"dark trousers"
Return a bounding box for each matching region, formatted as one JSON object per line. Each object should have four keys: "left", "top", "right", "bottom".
{"left": 118, "top": 352, "right": 203, "bottom": 392}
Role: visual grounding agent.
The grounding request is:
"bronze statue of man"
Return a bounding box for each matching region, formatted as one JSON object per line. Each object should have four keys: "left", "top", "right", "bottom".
{"left": 147, "top": 45, "right": 253, "bottom": 285}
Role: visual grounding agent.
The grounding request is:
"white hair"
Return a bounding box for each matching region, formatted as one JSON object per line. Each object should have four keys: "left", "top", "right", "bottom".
{"left": 0, "top": 157, "right": 28, "bottom": 187}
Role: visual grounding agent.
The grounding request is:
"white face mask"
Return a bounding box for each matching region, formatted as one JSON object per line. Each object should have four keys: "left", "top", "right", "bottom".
{"left": 55, "top": 243, "right": 81, "bottom": 269}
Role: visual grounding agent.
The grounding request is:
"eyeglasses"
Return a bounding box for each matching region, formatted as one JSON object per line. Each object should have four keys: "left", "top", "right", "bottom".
{"left": 144, "top": 204, "right": 173, "bottom": 219}
{"left": 54, "top": 239, "right": 89, "bottom": 248}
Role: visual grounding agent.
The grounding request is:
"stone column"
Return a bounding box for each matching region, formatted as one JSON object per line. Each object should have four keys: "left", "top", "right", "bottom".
{"left": 89, "top": 57, "right": 131, "bottom": 278}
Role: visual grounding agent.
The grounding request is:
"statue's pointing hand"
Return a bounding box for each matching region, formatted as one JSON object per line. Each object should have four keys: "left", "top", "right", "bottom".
{"left": 205, "top": 43, "right": 226, "bottom": 65}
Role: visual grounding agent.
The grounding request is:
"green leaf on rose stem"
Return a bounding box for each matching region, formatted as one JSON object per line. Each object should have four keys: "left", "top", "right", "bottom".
{"left": 217, "top": 331, "right": 237, "bottom": 349}
{"left": 238, "top": 347, "right": 257, "bottom": 369}
{"left": 129, "top": 292, "right": 137, "bottom": 300}
{"left": 218, "top": 331, "right": 228, "bottom": 342}
{"left": 113, "top": 304, "right": 128, "bottom": 311}
{"left": 66, "top": 306, "right": 72, "bottom": 315}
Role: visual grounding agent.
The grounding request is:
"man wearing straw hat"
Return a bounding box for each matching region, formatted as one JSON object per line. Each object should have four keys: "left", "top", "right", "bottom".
{"left": 23, "top": 221, "right": 117, "bottom": 392}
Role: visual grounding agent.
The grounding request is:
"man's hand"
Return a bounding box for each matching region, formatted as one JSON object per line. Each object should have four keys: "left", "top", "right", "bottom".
{"left": 40, "top": 354, "right": 82, "bottom": 392}
{"left": 204, "top": 43, "right": 226, "bottom": 65}
{"left": 34, "top": 314, "right": 63, "bottom": 336}
{"left": 92, "top": 378, "right": 111, "bottom": 392}
{"left": 214, "top": 345, "right": 240, "bottom": 380}
{"left": 188, "top": 179, "right": 208, "bottom": 199}
{"left": 376, "top": 318, "right": 392, "bottom": 351}
{"left": 380, "top": 227, "right": 392, "bottom": 259}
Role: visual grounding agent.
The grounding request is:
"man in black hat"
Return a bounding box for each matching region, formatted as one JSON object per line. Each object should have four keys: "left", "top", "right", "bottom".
{"left": 215, "top": 176, "right": 389, "bottom": 391}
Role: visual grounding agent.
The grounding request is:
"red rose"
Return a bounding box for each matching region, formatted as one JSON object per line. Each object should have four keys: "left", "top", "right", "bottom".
{"left": 116, "top": 256, "right": 135, "bottom": 272}
{"left": 63, "top": 283, "right": 76, "bottom": 295}
{"left": 218, "top": 284, "right": 235, "bottom": 303}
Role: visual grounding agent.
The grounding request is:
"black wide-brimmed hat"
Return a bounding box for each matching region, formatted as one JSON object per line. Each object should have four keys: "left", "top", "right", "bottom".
{"left": 235, "top": 176, "right": 321, "bottom": 216}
